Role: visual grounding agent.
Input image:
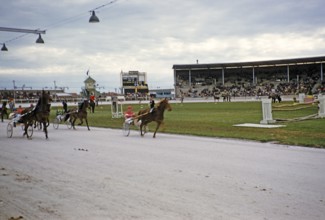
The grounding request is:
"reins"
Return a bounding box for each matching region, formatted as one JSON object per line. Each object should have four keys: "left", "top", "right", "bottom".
{"left": 133, "top": 111, "right": 149, "bottom": 119}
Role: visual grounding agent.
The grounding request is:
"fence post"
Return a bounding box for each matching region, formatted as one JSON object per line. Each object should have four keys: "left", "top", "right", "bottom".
{"left": 260, "top": 99, "right": 276, "bottom": 124}
{"left": 298, "top": 93, "right": 305, "bottom": 103}
{"left": 318, "top": 95, "right": 325, "bottom": 118}
{"left": 111, "top": 96, "right": 123, "bottom": 118}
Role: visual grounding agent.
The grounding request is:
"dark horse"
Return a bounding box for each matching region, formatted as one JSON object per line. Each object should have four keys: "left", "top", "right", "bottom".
{"left": 269, "top": 93, "right": 282, "bottom": 103}
{"left": 69, "top": 100, "right": 90, "bottom": 130}
{"left": 1, "top": 101, "right": 9, "bottom": 122}
{"left": 19, "top": 91, "right": 52, "bottom": 139}
{"left": 137, "top": 98, "right": 172, "bottom": 138}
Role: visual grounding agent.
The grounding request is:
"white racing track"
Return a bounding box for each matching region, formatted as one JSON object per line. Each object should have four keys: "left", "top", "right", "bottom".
{"left": 0, "top": 121, "right": 324, "bottom": 220}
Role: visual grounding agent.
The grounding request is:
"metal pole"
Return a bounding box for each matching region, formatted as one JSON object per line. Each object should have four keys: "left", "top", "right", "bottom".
{"left": 252, "top": 67, "right": 255, "bottom": 85}
{"left": 0, "top": 27, "right": 46, "bottom": 34}
{"left": 173, "top": 69, "right": 177, "bottom": 97}
{"left": 189, "top": 69, "right": 191, "bottom": 87}
{"left": 222, "top": 68, "right": 225, "bottom": 85}
{"left": 12, "top": 80, "right": 16, "bottom": 105}
{"left": 321, "top": 63, "right": 323, "bottom": 81}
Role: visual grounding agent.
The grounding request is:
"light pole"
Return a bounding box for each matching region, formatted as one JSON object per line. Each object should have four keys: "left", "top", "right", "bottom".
{"left": 53, "top": 81, "right": 57, "bottom": 102}
{"left": 12, "top": 80, "right": 16, "bottom": 105}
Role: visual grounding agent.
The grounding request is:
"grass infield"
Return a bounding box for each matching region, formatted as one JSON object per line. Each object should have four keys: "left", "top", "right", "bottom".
{"left": 51, "top": 101, "right": 325, "bottom": 148}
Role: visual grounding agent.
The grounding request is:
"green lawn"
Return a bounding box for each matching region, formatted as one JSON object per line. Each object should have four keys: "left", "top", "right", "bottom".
{"left": 51, "top": 101, "right": 325, "bottom": 148}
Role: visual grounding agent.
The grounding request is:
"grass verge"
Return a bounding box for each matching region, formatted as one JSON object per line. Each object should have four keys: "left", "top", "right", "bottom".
{"left": 50, "top": 101, "right": 325, "bottom": 148}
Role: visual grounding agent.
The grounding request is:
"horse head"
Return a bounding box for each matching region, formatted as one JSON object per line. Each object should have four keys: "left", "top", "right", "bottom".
{"left": 79, "top": 100, "right": 89, "bottom": 111}
{"left": 84, "top": 100, "right": 89, "bottom": 108}
{"left": 36, "top": 90, "right": 51, "bottom": 113}
{"left": 157, "top": 98, "right": 172, "bottom": 112}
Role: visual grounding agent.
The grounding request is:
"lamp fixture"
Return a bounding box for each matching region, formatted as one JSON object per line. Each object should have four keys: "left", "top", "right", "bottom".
{"left": 36, "top": 34, "right": 44, "bottom": 43}
{"left": 1, "top": 43, "right": 8, "bottom": 51}
{"left": 89, "top": 11, "right": 100, "bottom": 23}
{"left": 0, "top": 0, "right": 119, "bottom": 51}
{"left": 0, "top": 27, "right": 46, "bottom": 51}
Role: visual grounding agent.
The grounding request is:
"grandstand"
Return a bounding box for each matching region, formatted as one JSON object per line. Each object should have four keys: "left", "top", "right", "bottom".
{"left": 172, "top": 56, "right": 325, "bottom": 99}
{"left": 120, "top": 70, "right": 149, "bottom": 100}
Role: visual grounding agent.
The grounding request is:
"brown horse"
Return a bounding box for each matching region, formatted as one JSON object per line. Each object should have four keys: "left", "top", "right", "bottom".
{"left": 1, "top": 101, "right": 9, "bottom": 122}
{"left": 137, "top": 98, "right": 172, "bottom": 138}
{"left": 69, "top": 100, "right": 90, "bottom": 130}
{"left": 19, "top": 90, "right": 52, "bottom": 139}
{"left": 269, "top": 93, "right": 282, "bottom": 103}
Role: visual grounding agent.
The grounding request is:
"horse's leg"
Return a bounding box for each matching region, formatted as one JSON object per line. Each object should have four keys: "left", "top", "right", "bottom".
{"left": 85, "top": 118, "right": 90, "bottom": 130}
{"left": 72, "top": 117, "right": 76, "bottom": 129}
{"left": 23, "top": 122, "right": 28, "bottom": 137}
{"left": 140, "top": 124, "right": 144, "bottom": 136}
{"left": 78, "top": 118, "right": 83, "bottom": 125}
{"left": 153, "top": 122, "right": 161, "bottom": 138}
{"left": 26, "top": 123, "right": 30, "bottom": 139}
{"left": 24, "top": 123, "right": 32, "bottom": 139}
{"left": 43, "top": 121, "right": 48, "bottom": 139}
{"left": 46, "top": 118, "right": 50, "bottom": 127}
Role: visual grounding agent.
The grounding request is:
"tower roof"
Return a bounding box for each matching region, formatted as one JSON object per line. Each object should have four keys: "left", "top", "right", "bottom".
{"left": 84, "top": 76, "right": 96, "bottom": 83}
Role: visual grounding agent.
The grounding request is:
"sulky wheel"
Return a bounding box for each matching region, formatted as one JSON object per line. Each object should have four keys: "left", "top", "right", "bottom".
{"left": 7, "top": 123, "right": 13, "bottom": 138}
{"left": 27, "top": 125, "right": 33, "bottom": 137}
{"left": 122, "top": 122, "right": 130, "bottom": 137}
{"left": 139, "top": 125, "right": 149, "bottom": 135}
{"left": 66, "top": 119, "right": 72, "bottom": 129}
{"left": 53, "top": 118, "right": 59, "bottom": 129}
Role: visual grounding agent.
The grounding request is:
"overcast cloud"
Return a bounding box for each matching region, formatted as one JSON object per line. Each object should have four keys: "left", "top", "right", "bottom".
{"left": 0, "top": 0, "right": 324, "bottom": 93}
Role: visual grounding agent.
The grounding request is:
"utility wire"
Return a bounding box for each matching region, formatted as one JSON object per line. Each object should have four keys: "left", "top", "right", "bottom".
{"left": 90, "top": 0, "right": 119, "bottom": 12}
{"left": 3, "top": 33, "right": 30, "bottom": 44}
{"left": 44, "top": 0, "right": 119, "bottom": 30}
{"left": 1, "top": 0, "right": 120, "bottom": 45}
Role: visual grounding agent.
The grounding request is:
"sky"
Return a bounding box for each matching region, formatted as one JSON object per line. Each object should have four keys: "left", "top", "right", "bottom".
{"left": 1, "top": 0, "right": 324, "bottom": 93}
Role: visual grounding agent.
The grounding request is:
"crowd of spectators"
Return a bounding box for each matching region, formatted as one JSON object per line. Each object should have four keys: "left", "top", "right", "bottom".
{"left": 0, "top": 90, "right": 41, "bottom": 101}
{"left": 177, "top": 70, "right": 325, "bottom": 99}
{"left": 180, "top": 78, "right": 325, "bottom": 99}
{"left": 124, "top": 92, "right": 147, "bottom": 100}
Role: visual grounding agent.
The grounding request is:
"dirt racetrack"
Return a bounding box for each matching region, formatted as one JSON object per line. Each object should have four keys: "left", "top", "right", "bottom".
{"left": 1, "top": 120, "right": 325, "bottom": 220}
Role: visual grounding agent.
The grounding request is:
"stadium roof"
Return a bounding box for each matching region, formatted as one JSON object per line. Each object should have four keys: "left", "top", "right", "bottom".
{"left": 172, "top": 55, "right": 325, "bottom": 70}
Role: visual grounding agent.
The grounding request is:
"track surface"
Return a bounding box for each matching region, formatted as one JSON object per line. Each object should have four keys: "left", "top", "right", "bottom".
{"left": 0, "top": 120, "right": 325, "bottom": 219}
